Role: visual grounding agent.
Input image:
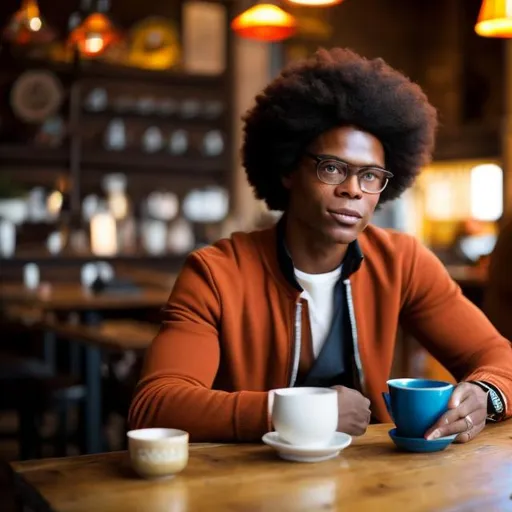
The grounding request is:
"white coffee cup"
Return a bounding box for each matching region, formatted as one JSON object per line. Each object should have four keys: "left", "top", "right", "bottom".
{"left": 271, "top": 387, "right": 338, "bottom": 447}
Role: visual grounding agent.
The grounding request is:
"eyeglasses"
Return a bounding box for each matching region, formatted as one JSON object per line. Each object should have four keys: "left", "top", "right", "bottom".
{"left": 305, "top": 152, "right": 394, "bottom": 194}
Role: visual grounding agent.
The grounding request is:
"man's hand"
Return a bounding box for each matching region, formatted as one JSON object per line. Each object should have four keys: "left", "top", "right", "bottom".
{"left": 424, "top": 382, "right": 487, "bottom": 443}
{"left": 332, "top": 385, "right": 371, "bottom": 436}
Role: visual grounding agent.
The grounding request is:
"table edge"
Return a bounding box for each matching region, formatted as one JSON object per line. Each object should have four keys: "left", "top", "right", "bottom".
{"left": 4, "top": 460, "right": 55, "bottom": 512}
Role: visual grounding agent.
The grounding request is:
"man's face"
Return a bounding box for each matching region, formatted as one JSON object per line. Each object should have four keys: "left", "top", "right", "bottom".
{"left": 283, "top": 126, "right": 386, "bottom": 245}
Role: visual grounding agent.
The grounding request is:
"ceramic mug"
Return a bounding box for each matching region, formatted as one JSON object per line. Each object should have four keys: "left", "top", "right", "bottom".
{"left": 271, "top": 387, "right": 338, "bottom": 447}
{"left": 383, "top": 378, "right": 454, "bottom": 438}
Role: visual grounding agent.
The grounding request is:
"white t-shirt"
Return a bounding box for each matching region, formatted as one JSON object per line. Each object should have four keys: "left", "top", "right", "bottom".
{"left": 294, "top": 265, "right": 342, "bottom": 358}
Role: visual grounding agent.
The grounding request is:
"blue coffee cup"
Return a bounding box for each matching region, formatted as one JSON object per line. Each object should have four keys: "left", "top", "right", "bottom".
{"left": 382, "top": 378, "right": 454, "bottom": 438}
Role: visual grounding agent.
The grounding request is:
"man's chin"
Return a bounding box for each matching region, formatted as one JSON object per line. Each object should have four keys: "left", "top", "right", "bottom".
{"left": 325, "top": 224, "right": 361, "bottom": 245}
{"left": 320, "top": 233, "right": 357, "bottom": 247}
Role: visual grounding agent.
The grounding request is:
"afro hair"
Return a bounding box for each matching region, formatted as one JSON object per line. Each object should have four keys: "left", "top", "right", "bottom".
{"left": 242, "top": 47, "right": 438, "bottom": 211}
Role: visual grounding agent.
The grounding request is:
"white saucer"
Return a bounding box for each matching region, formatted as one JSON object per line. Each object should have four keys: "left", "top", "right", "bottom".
{"left": 262, "top": 432, "right": 352, "bottom": 463}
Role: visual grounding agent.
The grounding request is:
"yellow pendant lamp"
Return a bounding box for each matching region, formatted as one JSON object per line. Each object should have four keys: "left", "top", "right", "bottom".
{"left": 475, "top": 0, "right": 512, "bottom": 37}
{"left": 2, "top": 0, "right": 56, "bottom": 45}
{"left": 231, "top": 4, "right": 297, "bottom": 42}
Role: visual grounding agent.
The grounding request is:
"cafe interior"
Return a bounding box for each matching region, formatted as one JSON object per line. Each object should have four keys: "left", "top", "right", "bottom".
{"left": 0, "top": 0, "right": 512, "bottom": 510}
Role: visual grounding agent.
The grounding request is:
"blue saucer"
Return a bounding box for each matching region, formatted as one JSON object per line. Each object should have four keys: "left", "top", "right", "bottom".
{"left": 388, "top": 428, "right": 457, "bottom": 453}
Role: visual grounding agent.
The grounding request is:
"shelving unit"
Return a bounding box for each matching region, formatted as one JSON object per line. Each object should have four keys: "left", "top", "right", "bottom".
{"left": 0, "top": 0, "right": 235, "bottom": 207}
{"left": 0, "top": 62, "right": 233, "bottom": 195}
{"left": 0, "top": 0, "right": 236, "bottom": 270}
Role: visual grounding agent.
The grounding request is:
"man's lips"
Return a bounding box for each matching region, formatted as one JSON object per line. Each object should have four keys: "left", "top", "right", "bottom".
{"left": 328, "top": 208, "right": 362, "bottom": 226}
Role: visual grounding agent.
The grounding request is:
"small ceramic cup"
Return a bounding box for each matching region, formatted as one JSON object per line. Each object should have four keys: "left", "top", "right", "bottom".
{"left": 127, "top": 428, "right": 189, "bottom": 480}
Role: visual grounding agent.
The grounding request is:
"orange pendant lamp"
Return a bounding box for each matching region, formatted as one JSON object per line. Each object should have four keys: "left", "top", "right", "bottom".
{"left": 68, "top": 12, "right": 121, "bottom": 57}
{"left": 285, "top": 0, "right": 343, "bottom": 6}
{"left": 231, "top": 4, "right": 297, "bottom": 42}
{"left": 475, "top": 0, "right": 512, "bottom": 37}
{"left": 2, "top": 0, "right": 56, "bottom": 45}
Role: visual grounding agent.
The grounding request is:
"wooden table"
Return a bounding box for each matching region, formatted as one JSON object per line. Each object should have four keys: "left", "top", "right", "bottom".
{"left": 9, "top": 422, "right": 512, "bottom": 512}
{"left": 0, "top": 282, "right": 169, "bottom": 312}
{"left": 116, "top": 265, "right": 177, "bottom": 291}
{"left": 42, "top": 319, "right": 158, "bottom": 352}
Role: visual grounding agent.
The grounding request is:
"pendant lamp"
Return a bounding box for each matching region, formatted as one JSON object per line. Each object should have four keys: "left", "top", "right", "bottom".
{"left": 231, "top": 4, "right": 297, "bottom": 42}
{"left": 68, "top": 12, "right": 121, "bottom": 57}
{"left": 2, "top": 0, "right": 56, "bottom": 45}
{"left": 475, "top": 0, "right": 512, "bottom": 38}
{"left": 285, "top": 0, "right": 343, "bottom": 7}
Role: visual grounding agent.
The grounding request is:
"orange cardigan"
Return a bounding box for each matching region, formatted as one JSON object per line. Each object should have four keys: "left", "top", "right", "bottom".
{"left": 129, "top": 225, "right": 512, "bottom": 441}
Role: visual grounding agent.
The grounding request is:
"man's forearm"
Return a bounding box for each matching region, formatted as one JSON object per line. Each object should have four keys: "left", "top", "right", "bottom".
{"left": 128, "top": 376, "right": 270, "bottom": 442}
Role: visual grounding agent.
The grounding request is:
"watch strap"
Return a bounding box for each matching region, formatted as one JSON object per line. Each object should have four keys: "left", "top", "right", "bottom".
{"left": 469, "top": 380, "right": 505, "bottom": 420}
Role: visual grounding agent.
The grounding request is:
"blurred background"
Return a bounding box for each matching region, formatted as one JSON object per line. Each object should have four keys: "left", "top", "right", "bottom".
{"left": 0, "top": 0, "right": 508, "bottom": 271}
{"left": 0, "top": 0, "right": 510, "bottom": 469}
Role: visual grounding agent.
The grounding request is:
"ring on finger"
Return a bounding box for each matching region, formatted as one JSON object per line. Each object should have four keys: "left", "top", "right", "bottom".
{"left": 464, "top": 415, "right": 474, "bottom": 432}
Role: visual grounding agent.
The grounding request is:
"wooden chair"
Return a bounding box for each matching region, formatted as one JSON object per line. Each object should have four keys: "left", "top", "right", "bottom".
{"left": 0, "top": 308, "right": 87, "bottom": 459}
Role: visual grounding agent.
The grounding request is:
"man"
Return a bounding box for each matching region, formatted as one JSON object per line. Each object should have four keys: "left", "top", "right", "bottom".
{"left": 129, "top": 48, "right": 512, "bottom": 443}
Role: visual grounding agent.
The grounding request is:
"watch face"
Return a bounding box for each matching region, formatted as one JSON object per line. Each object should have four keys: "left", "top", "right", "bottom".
{"left": 489, "top": 389, "right": 504, "bottom": 414}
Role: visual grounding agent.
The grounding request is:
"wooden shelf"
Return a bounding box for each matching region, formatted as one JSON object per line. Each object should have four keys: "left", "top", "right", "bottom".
{"left": 9, "top": 57, "right": 228, "bottom": 89}
{"left": 78, "top": 62, "right": 228, "bottom": 88}
{"left": 80, "top": 110, "right": 226, "bottom": 126}
{"left": 0, "top": 1, "right": 235, "bottom": 198}
{"left": 81, "top": 149, "right": 228, "bottom": 174}
{"left": 0, "top": 145, "right": 228, "bottom": 177}
{"left": 0, "top": 146, "right": 68, "bottom": 166}
{"left": 0, "top": 252, "right": 189, "bottom": 266}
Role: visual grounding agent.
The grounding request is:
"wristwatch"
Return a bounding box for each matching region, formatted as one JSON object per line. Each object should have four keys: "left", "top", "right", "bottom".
{"left": 469, "top": 381, "right": 505, "bottom": 421}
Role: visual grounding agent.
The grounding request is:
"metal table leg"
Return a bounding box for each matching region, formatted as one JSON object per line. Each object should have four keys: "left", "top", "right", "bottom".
{"left": 84, "top": 343, "right": 102, "bottom": 453}
{"left": 81, "top": 311, "right": 103, "bottom": 454}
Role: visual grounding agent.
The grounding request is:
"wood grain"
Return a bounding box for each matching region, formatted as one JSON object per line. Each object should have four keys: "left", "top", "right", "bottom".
{"left": 10, "top": 422, "right": 512, "bottom": 512}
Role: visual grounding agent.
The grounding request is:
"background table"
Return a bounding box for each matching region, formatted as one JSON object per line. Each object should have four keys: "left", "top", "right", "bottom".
{"left": 0, "top": 281, "right": 168, "bottom": 454}
{"left": 0, "top": 282, "right": 169, "bottom": 312}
